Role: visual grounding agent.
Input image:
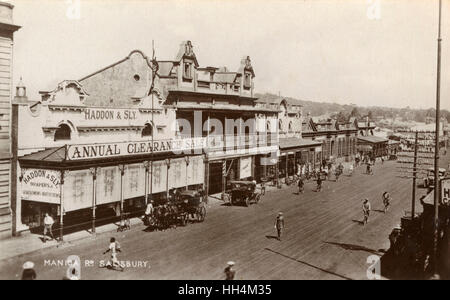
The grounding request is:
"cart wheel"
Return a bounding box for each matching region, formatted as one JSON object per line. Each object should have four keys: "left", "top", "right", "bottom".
{"left": 245, "top": 197, "right": 250, "bottom": 207}
{"left": 197, "top": 206, "right": 206, "bottom": 222}
{"left": 255, "top": 194, "right": 261, "bottom": 203}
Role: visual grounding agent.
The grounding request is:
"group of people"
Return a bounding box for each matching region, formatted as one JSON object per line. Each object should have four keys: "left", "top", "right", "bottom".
{"left": 362, "top": 191, "right": 392, "bottom": 226}
{"left": 294, "top": 161, "right": 348, "bottom": 194}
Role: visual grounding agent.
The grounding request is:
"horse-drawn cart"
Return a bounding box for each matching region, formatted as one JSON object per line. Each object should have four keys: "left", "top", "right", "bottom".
{"left": 143, "top": 190, "right": 206, "bottom": 229}
{"left": 177, "top": 190, "right": 207, "bottom": 225}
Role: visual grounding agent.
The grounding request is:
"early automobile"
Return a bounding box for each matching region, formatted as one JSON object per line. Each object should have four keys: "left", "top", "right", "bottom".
{"left": 423, "top": 167, "right": 446, "bottom": 189}
{"left": 227, "top": 180, "right": 261, "bottom": 207}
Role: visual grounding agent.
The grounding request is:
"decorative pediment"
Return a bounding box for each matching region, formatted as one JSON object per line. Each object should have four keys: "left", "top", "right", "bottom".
{"left": 176, "top": 40, "right": 199, "bottom": 67}
{"left": 40, "top": 80, "right": 89, "bottom": 106}
{"left": 137, "top": 89, "right": 164, "bottom": 113}
{"left": 239, "top": 56, "right": 255, "bottom": 78}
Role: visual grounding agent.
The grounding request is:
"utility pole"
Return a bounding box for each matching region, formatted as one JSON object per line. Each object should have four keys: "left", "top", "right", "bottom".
{"left": 412, "top": 131, "right": 418, "bottom": 219}
{"left": 432, "top": 0, "right": 442, "bottom": 279}
{"left": 148, "top": 40, "right": 158, "bottom": 205}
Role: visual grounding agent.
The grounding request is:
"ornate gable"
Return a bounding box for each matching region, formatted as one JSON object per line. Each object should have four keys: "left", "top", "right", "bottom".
{"left": 40, "top": 80, "right": 89, "bottom": 106}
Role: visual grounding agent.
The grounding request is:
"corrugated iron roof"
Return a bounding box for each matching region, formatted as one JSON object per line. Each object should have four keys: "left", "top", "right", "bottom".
{"left": 279, "top": 137, "right": 322, "bottom": 149}
{"left": 357, "top": 136, "right": 388, "bottom": 144}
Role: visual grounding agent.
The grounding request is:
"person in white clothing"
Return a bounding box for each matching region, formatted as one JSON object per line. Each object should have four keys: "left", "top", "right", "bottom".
{"left": 43, "top": 213, "right": 55, "bottom": 242}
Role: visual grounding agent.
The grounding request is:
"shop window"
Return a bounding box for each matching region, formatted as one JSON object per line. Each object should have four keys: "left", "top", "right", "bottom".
{"left": 54, "top": 124, "right": 71, "bottom": 141}
{"left": 142, "top": 123, "right": 153, "bottom": 137}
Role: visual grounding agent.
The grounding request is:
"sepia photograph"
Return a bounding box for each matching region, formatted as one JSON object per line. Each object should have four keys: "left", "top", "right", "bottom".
{"left": 0, "top": 0, "right": 449, "bottom": 283}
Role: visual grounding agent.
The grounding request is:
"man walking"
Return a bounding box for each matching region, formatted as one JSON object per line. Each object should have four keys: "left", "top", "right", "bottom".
{"left": 382, "top": 191, "right": 391, "bottom": 213}
{"left": 43, "top": 213, "right": 55, "bottom": 243}
{"left": 274, "top": 212, "right": 285, "bottom": 241}
{"left": 103, "top": 237, "right": 123, "bottom": 271}
{"left": 316, "top": 176, "right": 323, "bottom": 192}
{"left": 224, "top": 261, "right": 236, "bottom": 280}
{"left": 362, "top": 199, "right": 371, "bottom": 225}
{"left": 298, "top": 177, "right": 304, "bottom": 194}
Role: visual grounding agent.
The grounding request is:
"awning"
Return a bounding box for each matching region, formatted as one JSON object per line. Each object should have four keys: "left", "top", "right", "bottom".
{"left": 279, "top": 138, "right": 322, "bottom": 150}
{"left": 357, "top": 136, "right": 388, "bottom": 144}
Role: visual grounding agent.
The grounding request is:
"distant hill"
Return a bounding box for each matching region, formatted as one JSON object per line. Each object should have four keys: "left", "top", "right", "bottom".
{"left": 255, "top": 92, "right": 450, "bottom": 123}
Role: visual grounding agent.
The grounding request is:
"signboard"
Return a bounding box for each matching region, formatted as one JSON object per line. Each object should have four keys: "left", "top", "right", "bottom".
{"left": 168, "top": 158, "right": 187, "bottom": 189}
{"left": 67, "top": 137, "right": 207, "bottom": 160}
{"left": 64, "top": 170, "right": 93, "bottom": 212}
{"left": 240, "top": 157, "right": 252, "bottom": 179}
{"left": 441, "top": 178, "right": 450, "bottom": 205}
{"left": 150, "top": 160, "right": 168, "bottom": 194}
{"left": 21, "top": 169, "right": 61, "bottom": 204}
{"left": 84, "top": 108, "right": 139, "bottom": 121}
{"left": 124, "top": 163, "right": 145, "bottom": 199}
{"left": 187, "top": 156, "right": 204, "bottom": 186}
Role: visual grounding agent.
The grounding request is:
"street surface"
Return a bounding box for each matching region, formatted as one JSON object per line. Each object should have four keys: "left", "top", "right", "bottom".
{"left": 0, "top": 156, "right": 447, "bottom": 280}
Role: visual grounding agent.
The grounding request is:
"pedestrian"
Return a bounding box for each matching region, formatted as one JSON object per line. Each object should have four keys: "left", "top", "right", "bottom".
{"left": 349, "top": 163, "right": 354, "bottom": 176}
{"left": 260, "top": 181, "right": 266, "bottom": 196}
{"left": 382, "top": 192, "right": 391, "bottom": 213}
{"left": 103, "top": 237, "right": 123, "bottom": 271}
{"left": 362, "top": 199, "right": 371, "bottom": 225}
{"left": 298, "top": 177, "right": 304, "bottom": 194}
{"left": 21, "top": 261, "right": 36, "bottom": 280}
{"left": 42, "top": 213, "right": 55, "bottom": 243}
{"left": 274, "top": 212, "right": 285, "bottom": 241}
{"left": 224, "top": 261, "right": 236, "bottom": 280}
{"left": 316, "top": 176, "right": 323, "bottom": 192}
{"left": 144, "top": 201, "right": 154, "bottom": 226}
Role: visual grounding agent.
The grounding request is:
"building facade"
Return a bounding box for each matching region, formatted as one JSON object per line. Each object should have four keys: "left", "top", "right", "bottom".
{"left": 302, "top": 115, "right": 359, "bottom": 166}
{"left": 11, "top": 41, "right": 283, "bottom": 236}
{"left": 0, "top": 1, "right": 19, "bottom": 239}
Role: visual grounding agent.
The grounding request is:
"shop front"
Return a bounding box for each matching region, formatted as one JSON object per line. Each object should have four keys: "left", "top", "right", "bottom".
{"left": 18, "top": 140, "right": 206, "bottom": 238}
{"left": 278, "top": 138, "right": 322, "bottom": 182}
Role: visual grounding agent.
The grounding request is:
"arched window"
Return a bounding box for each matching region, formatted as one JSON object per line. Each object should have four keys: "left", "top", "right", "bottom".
{"left": 54, "top": 124, "right": 71, "bottom": 141}
{"left": 266, "top": 121, "right": 271, "bottom": 132}
{"left": 142, "top": 123, "right": 153, "bottom": 137}
{"left": 278, "top": 120, "right": 282, "bottom": 132}
{"left": 288, "top": 121, "right": 293, "bottom": 132}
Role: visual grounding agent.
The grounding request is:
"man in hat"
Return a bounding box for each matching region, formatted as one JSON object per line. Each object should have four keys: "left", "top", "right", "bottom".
{"left": 274, "top": 212, "right": 285, "bottom": 241}
{"left": 224, "top": 261, "right": 236, "bottom": 280}
{"left": 382, "top": 191, "right": 391, "bottom": 213}
{"left": 362, "top": 199, "right": 371, "bottom": 225}
{"left": 21, "top": 261, "right": 36, "bottom": 280}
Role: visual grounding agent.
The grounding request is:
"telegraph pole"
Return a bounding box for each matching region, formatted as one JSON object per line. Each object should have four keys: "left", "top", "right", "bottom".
{"left": 432, "top": 0, "right": 442, "bottom": 279}
{"left": 411, "top": 131, "right": 418, "bottom": 219}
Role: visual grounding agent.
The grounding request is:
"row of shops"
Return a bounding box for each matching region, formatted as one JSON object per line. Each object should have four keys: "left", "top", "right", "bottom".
{"left": 8, "top": 41, "right": 390, "bottom": 238}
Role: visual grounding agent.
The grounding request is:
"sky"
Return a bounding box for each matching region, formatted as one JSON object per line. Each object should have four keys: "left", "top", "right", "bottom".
{"left": 6, "top": 0, "right": 450, "bottom": 110}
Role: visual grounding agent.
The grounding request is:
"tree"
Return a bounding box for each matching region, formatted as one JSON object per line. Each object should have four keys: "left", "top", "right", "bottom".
{"left": 350, "top": 107, "right": 359, "bottom": 118}
{"left": 367, "top": 111, "right": 373, "bottom": 120}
